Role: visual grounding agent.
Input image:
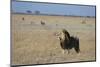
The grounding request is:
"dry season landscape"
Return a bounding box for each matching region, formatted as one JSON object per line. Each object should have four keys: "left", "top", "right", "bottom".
{"left": 11, "top": 14, "right": 96, "bottom": 65}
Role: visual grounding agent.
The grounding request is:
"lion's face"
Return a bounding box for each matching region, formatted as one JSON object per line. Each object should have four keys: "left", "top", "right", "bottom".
{"left": 55, "top": 31, "right": 65, "bottom": 41}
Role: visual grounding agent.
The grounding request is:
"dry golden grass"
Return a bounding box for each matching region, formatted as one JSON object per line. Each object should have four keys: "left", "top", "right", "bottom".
{"left": 11, "top": 14, "right": 96, "bottom": 65}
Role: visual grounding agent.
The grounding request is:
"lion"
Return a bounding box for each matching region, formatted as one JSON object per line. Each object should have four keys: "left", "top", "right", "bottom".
{"left": 56, "top": 29, "right": 80, "bottom": 54}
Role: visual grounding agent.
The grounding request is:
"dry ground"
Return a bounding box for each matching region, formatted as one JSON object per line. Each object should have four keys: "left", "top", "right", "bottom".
{"left": 11, "top": 14, "right": 96, "bottom": 65}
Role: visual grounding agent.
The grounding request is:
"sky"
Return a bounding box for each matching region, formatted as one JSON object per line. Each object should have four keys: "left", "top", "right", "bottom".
{"left": 11, "top": 1, "right": 96, "bottom": 17}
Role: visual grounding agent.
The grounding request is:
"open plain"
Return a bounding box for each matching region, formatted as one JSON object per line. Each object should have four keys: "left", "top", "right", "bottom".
{"left": 11, "top": 14, "right": 96, "bottom": 65}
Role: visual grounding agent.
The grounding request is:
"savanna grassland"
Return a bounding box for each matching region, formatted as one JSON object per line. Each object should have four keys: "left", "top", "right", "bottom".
{"left": 11, "top": 14, "right": 96, "bottom": 65}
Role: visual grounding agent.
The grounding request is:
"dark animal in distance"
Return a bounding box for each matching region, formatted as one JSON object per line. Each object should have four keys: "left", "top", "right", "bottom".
{"left": 41, "top": 21, "right": 45, "bottom": 25}
{"left": 57, "top": 29, "right": 80, "bottom": 54}
{"left": 22, "top": 17, "right": 24, "bottom": 21}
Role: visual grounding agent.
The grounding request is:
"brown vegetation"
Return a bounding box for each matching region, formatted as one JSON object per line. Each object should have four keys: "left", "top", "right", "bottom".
{"left": 11, "top": 14, "right": 96, "bottom": 65}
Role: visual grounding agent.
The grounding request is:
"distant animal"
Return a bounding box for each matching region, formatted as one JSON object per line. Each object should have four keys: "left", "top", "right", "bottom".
{"left": 56, "top": 29, "right": 80, "bottom": 54}
{"left": 41, "top": 21, "right": 45, "bottom": 25}
{"left": 22, "top": 17, "right": 24, "bottom": 20}
{"left": 82, "top": 20, "right": 86, "bottom": 24}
